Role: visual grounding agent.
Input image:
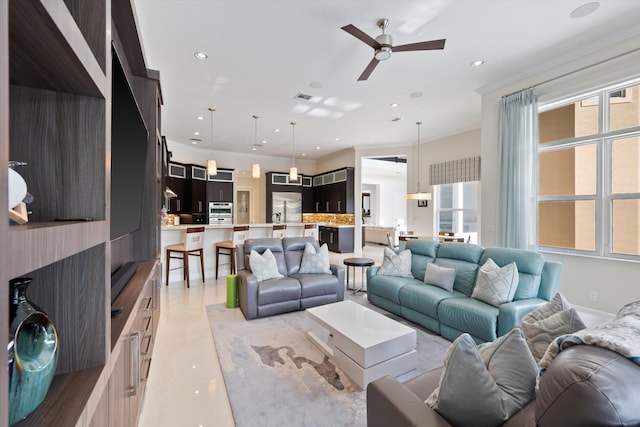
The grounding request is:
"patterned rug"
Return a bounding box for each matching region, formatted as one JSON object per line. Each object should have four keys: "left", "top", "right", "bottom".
{"left": 206, "top": 294, "right": 451, "bottom": 427}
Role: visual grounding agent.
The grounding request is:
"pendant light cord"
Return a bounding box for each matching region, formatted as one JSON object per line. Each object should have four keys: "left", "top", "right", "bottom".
{"left": 416, "top": 121, "right": 422, "bottom": 192}
{"left": 290, "top": 122, "right": 296, "bottom": 167}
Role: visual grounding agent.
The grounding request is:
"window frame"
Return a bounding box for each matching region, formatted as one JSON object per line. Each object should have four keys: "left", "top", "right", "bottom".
{"left": 435, "top": 181, "right": 479, "bottom": 235}
{"left": 537, "top": 79, "right": 640, "bottom": 260}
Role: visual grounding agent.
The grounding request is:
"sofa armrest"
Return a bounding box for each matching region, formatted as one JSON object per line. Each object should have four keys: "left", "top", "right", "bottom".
{"left": 330, "top": 264, "right": 345, "bottom": 300}
{"left": 367, "top": 265, "right": 380, "bottom": 281}
{"left": 237, "top": 270, "right": 259, "bottom": 320}
{"left": 498, "top": 298, "right": 548, "bottom": 336}
{"left": 367, "top": 376, "right": 451, "bottom": 427}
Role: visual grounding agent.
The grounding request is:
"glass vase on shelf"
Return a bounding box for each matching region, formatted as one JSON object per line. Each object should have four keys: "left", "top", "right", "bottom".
{"left": 8, "top": 277, "right": 59, "bottom": 425}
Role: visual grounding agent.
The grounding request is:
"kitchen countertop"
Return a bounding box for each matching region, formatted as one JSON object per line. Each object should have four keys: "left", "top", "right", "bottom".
{"left": 161, "top": 222, "right": 315, "bottom": 230}
{"left": 318, "top": 224, "right": 355, "bottom": 228}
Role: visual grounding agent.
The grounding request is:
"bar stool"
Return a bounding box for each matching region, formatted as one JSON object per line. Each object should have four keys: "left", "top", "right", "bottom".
{"left": 215, "top": 225, "right": 250, "bottom": 279}
{"left": 272, "top": 224, "right": 287, "bottom": 238}
{"left": 165, "top": 226, "right": 205, "bottom": 288}
{"left": 303, "top": 223, "right": 318, "bottom": 238}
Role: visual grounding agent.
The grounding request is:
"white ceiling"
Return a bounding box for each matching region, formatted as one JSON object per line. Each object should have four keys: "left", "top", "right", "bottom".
{"left": 133, "top": 0, "right": 640, "bottom": 161}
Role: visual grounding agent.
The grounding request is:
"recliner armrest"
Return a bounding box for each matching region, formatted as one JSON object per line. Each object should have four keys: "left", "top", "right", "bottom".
{"left": 367, "top": 376, "right": 451, "bottom": 427}
{"left": 498, "top": 298, "right": 548, "bottom": 336}
{"left": 237, "top": 270, "right": 259, "bottom": 320}
{"left": 330, "top": 264, "right": 345, "bottom": 300}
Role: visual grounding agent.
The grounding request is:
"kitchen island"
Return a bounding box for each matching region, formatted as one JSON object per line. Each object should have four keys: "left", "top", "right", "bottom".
{"left": 161, "top": 223, "right": 316, "bottom": 283}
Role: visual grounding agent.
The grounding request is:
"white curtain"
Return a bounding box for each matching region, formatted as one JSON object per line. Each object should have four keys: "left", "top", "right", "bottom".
{"left": 497, "top": 88, "right": 538, "bottom": 250}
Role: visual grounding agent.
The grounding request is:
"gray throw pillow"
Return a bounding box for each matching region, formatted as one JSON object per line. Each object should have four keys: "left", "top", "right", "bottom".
{"left": 376, "top": 247, "right": 413, "bottom": 278}
{"left": 521, "top": 293, "right": 586, "bottom": 363}
{"left": 426, "top": 328, "right": 538, "bottom": 427}
{"left": 298, "top": 243, "right": 331, "bottom": 274}
{"left": 249, "top": 248, "right": 284, "bottom": 282}
{"left": 423, "top": 263, "right": 456, "bottom": 292}
{"left": 471, "top": 258, "right": 519, "bottom": 307}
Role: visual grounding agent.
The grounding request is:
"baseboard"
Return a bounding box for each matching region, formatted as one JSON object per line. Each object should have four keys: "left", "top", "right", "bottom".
{"left": 573, "top": 304, "right": 615, "bottom": 328}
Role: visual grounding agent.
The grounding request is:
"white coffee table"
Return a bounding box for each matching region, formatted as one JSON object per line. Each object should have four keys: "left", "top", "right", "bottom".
{"left": 306, "top": 300, "right": 417, "bottom": 389}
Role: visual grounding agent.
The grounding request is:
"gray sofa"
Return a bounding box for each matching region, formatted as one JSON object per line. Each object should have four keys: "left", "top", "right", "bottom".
{"left": 368, "top": 344, "right": 640, "bottom": 427}
{"left": 236, "top": 237, "right": 345, "bottom": 320}
{"left": 367, "top": 240, "right": 562, "bottom": 343}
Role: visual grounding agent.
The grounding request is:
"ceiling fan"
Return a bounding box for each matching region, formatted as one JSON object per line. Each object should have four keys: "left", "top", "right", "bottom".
{"left": 341, "top": 18, "right": 446, "bottom": 81}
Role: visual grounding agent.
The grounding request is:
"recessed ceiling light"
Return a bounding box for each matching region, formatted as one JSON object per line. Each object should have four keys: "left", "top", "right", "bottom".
{"left": 191, "top": 140, "right": 198, "bottom": 145}
{"left": 309, "top": 81, "right": 323, "bottom": 89}
{"left": 301, "top": 153, "right": 306, "bottom": 156}
{"left": 470, "top": 59, "right": 485, "bottom": 67}
{"left": 196, "top": 116, "right": 204, "bottom": 120}
{"left": 273, "top": 128, "right": 280, "bottom": 133}
{"left": 316, "top": 146, "right": 320, "bottom": 150}
{"left": 193, "top": 131, "right": 200, "bottom": 135}
{"left": 570, "top": 2, "right": 600, "bottom": 19}
{"left": 390, "top": 103, "right": 399, "bottom": 108}
{"left": 409, "top": 92, "right": 423, "bottom": 98}
{"left": 335, "top": 138, "right": 340, "bottom": 142}
{"left": 252, "top": 147, "right": 257, "bottom": 151}
{"left": 261, "top": 139, "right": 268, "bottom": 144}
{"left": 194, "top": 52, "right": 208, "bottom": 60}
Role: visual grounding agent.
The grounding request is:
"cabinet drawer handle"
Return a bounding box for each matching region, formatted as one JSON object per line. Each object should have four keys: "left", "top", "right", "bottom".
{"left": 128, "top": 332, "right": 140, "bottom": 396}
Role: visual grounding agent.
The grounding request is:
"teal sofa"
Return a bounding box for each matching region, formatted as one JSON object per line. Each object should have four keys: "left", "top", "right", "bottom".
{"left": 366, "top": 240, "right": 562, "bottom": 343}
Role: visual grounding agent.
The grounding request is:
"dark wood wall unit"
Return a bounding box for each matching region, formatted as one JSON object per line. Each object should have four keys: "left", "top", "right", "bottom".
{"left": 1, "top": 0, "right": 162, "bottom": 425}
{"left": 9, "top": 86, "right": 106, "bottom": 222}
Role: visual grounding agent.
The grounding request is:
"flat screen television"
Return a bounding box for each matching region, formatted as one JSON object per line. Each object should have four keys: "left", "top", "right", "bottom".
{"left": 110, "top": 47, "right": 149, "bottom": 241}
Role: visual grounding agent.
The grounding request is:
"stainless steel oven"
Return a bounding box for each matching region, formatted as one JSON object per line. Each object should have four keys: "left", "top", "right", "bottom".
{"left": 209, "top": 202, "right": 233, "bottom": 224}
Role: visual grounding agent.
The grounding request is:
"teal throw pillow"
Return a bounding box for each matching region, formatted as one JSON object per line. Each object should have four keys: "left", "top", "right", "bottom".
{"left": 249, "top": 248, "right": 284, "bottom": 282}
{"left": 298, "top": 243, "right": 331, "bottom": 274}
{"left": 426, "top": 328, "right": 538, "bottom": 427}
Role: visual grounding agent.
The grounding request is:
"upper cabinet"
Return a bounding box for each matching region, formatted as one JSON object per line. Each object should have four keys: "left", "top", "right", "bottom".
{"left": 312, "top": 168, "right": 355, "bottom": 214}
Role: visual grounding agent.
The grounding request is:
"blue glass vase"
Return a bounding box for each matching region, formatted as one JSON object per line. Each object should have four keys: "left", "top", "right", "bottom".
{"left": 8, "top": 277, "right": 59, "bottom": 425}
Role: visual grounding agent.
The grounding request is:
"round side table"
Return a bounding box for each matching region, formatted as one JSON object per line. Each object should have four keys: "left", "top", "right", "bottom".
{"left": 343, "top": 257, "right": 375, "bottom": 294}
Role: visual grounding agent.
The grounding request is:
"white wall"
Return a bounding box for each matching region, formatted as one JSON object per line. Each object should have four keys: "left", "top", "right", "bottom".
{"left": 480, "top": 36, "right": 640, "bottom": 313}
{"left": 361, "top": 159, "right": 407, "bottom": 227}
{"left": 405, "top": 129, "right": 481, "bottom": 237}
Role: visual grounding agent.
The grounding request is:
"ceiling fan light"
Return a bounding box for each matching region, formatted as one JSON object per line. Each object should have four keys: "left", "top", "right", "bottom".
{"left": 207, "top": 159, "right": 217, "bottom": 176}
{"left": 375, "top": 46, "right": 392, "bottom": 61}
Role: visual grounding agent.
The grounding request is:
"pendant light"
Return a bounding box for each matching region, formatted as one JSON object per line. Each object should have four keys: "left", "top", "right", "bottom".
{"left": 289, "top": 121, "right": 298, "bottom": 182}
{"left": 207, "top": 107, "right": 217, "bottom": 176}
{"left": 251, "top": 115, "right": 261, "bottom": 179}
{"left": 406, "top": 121, "right": 431, "bottom": 202}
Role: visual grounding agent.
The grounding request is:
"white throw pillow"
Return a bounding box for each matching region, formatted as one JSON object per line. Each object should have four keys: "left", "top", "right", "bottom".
{"left": 249, "top": 248, "right": 284, "bottom": 282}
{"left": 423, "top": 263, "right": 456, "bottom": 292}
{"left": 376, "top": 247, "right": 413, "bottom": 278}
{"left": 298, "top": 243, "right": 331, "bottom": 274}
{"left": 471, "top": 258, "right": 519, "bottom": 307}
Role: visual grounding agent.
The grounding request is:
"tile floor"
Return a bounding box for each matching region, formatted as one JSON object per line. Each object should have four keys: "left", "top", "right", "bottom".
{"left": 138, "top": 245, "right": 386, "bottom": 427}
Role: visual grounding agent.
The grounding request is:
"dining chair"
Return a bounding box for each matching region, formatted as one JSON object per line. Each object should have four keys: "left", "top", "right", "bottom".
{"left": 272, "top": 224, "right": 287, "bottom": 238}
{"left": 165, "top": 226, "right": 205, "bottom": 288}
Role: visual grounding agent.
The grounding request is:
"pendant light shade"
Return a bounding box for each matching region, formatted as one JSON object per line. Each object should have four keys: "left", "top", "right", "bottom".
{"left": 407, "top": 121, "right": 432, "bottom": 202}
{"left": 251, "top": 115, "right": 261, "bottom": 179}
{"left": 207, "top": 107, "right": 217, "bottom": 176}
{"left": 289, "top": 122, "right": 298, "bottom": 182}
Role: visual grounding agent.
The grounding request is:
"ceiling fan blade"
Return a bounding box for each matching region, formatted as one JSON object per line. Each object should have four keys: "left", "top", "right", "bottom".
{"left": 393, "top": 39, "right": 446, "bottom": 52}
{"left": 341, "top": 24, "right": 382, "bottom": 50}
{"left": 358, "top": 58, "right": 379, "bottom": 81}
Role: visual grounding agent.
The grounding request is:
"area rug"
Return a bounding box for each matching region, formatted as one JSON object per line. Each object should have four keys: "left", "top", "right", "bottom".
{"left": 206, "top": 295, "right": 451, "bottom": 427}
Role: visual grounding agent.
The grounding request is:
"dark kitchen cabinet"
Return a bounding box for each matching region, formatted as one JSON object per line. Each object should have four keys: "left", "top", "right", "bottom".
{"left": 313, "top": 168, "right": 354, "bottom": 214}
{"left": 166, "top": 176, "right": 187, "bottom": 213}
{"left": 319, "top": 226, "right": 354, "bottom": 253}
{"left": 207, "top": 181, "right": 233, "bottom": 203}
{"left": 189, "top": 165, "right": 207, "bottom": 213}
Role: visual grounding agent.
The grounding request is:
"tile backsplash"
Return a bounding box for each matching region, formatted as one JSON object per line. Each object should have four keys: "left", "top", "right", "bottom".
{"left": 303, "top": 213, "right": 354, "bottom": 225}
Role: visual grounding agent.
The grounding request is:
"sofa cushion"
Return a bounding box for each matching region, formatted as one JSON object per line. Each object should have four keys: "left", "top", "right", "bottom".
{"left": 471, "top": 258, "right": 519, "bottom": 307}
{"left": 406, "top": 240, "right": 439, "bottom": 280}
{"left": 423, "top": 263, "right": 456, "bottom": 292}
{"left": 292, "top": 273, "right": 339, "bottom": 298}
{"left": 256, "top": 277, "right": 301, "bottom": 305}
{"left": 434, "top": 242, "right": 484, "bottom": 296}
{"left": 481, "top": 247, "right": 545, "bottom": 300}
{"left": 368, "top": 275, "right": 416, "bottom": 304}
{"left": 438, "top": 297, "right": 499, "bottom": 343}
{"left": 244, "top": 238, "right": 288, "bottom": 276}
{"left": 426, "top": 329, "right": 538, "bottom": 427}
{"left": 399, "top": 283, "right": 464, "bottom": 319}
{"left": 521, "top": 293, "right": 585, "bottom": 363}
{"left": 282, "top": 237, "right": 318, "bottom": 275}
{"left": 298, "top": 242, "right": 331, "bottom": 274}
{"left": 249, "top": 249, "right": 284, "bottom": 282}
{"left": 377, "top": 247, "right": 413, "bottom": 278}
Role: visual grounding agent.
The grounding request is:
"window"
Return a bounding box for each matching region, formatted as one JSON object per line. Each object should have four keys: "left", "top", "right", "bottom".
{"left": 436, "top": 181, "right": 479, "bottom": 234}
{"left": 537, "top": 80, "right": 640, "bottom": 259}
